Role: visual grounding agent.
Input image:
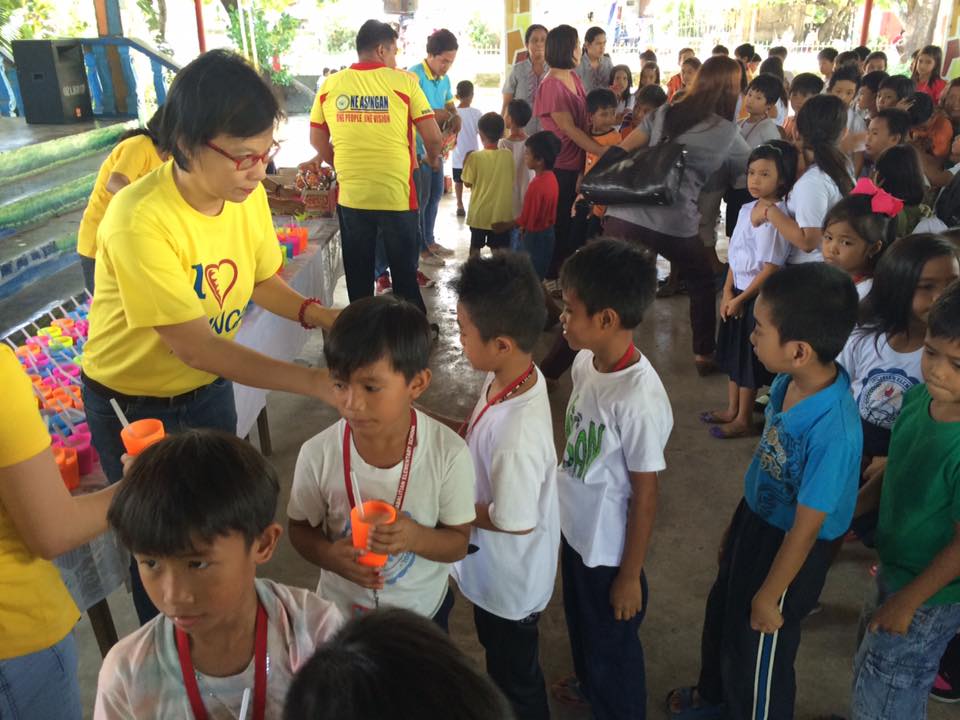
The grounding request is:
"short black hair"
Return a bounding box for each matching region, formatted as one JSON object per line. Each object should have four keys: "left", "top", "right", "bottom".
{"left": 861, "top": 69, "right": 889, "bottom": 93}
{"left": 525, "top": 130, "right": 561, "bottom": 170}
{"left": 874, "top": 144, "right": 925, "bottom": 205}
{"left": 682, "top": 56, "right": 701, "bottom": 71}
{"left": 324, "top": 296, "right": 431, "bottom": 382}
{"left": 634, "top": 83, "right": 667, "bottom": 109}
{"left": 586, "top": 88, "right": 617, "bottom": 114}
{"left": 283, "top": 609, "right": 515, "bottom": 720}
{"left": 524, "top": 24, "right": 547, "bottom": 45}
{"left": 478, "top": 111, "right": 505, "bottom": 141}
{"left": 879, "top": 74, "right": 915, "bottom": 100}
{"left": 748, "top": 73, "right": 787, "bottom": 104}
{"left": 452, "top": 253, "right": 545, "bottom": 352}
{"left": 751, "top": 53, "right": 762, "bottom": 64}
{"left": 158, "top": 50, "right": 282, "bottom": 171}
{"left": 872, "top": 108, "right": 911, "bottom": 140}
{"left": 506, "top": 98, "right": 532, "bottom": 128}
{"left": 928, "top": 281, "right": 960, "bottom": 341}
{"left": 639, "top": 49, "right": 658, "bottom": 64}
{"left": 545, "top": 25, "right": 579, "bottom": 70}
{"left": 906, "top": 91, "right": 934, "bottom": 126}
{"left": 712, "top": 44, "right": 729, "bottom": 55}
{"left": 456, "top": 80, "right": 474, "bottom": 99}
{"left": 829, "top": 63, "right": 862, "bottom": 91}
{"left": 560, "top": 238, "right": 657, "bottom": 329}
{"left": 356, "top": 19, "right": 398, "bottom": 55}
{"left": 734, "top": 43, "right": 755, "bottom": 61}
{"left": 818, "top": 47, "right": 839, "bottom": 63}
{"left": 854, "top": 45, "right": 871, "bottom": 62}
{"left": 758, "top": 56, "right": 784, "bottom": 80}
{"left": 866, "top": 50, "right": 888, "bottom": 68}
{"left": 749, "top": 140, "right": 799, "bottom": 198}
{"left": 790, "top": 72, "right": 824, "bottom": 97}
{"left": 769, "top": 46, "right": 788, "bottom": 59}
{"left": 426, "top": 28, "right": 458, "bottom": 55}
{"left": 759, "top": 263, "right": 858, "bottom": 363}
{"left": 108, "top": 430, "right": 278, "bottom": 556}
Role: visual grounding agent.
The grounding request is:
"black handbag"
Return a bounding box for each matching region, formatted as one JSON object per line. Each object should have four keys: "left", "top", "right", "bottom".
{"left": 580, "top": 140, "right": 687, "bottom": 206}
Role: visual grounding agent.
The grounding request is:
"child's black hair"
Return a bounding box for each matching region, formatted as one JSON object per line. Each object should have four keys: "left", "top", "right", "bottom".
{"left": 912, "top": 44, "right": 944, "bottom": 86}
{"left": 872, "top": 108, "right": 911, "bottom": 140}
{"left": 748, "top": 140, "right": 799, "bottom": 199}
{"left": 713, "top": 44, "right": 730, "bottom": 56}
{"left": 879, "top": 74, "right": 915, "bottom": 100}
{"left": 734, "top": 43, "right": 755, "bottom": 61}
{"left": 822, "top": 195, "right": 896, "bottom": 271}
{"left": 795, "top": 94, "right": 854, "bottom": 195}
{"left": 866, "top": 50, "right": 888, "bottom": 68}
{"left": 828, "top": 63, "right": 862, "bottom": 91}
{"left": 477, "top": 111, "right": 505, "bottom": 142}
{"left": 324, "top": 296, "right": 431, "bottom": 382}
{"left": 108, "top": 430, "right": 278, "bottom": 556}
{"left": 586, "top": 88, "right": 618, "bottom": 114}
{"left": 759, "top": 263, "right": 858, "bottom": 363}
{"left": 634, "top": 84, "right": 667, "bottom": 109}
{"left": 158, "top": 50, "right": 283, "bottom": 171}
{"left": 790, "top": 72, "right": 824, "bottom": 97}
{"left": 452, "top": 253, "right": 546, "bottom": 352}
{"left": 835, "top": 50, "right": 862, "bottom": 72}
{"left": 681, "top": 56, "right": 701, "bottom": 72}
{"left": 928, "top": 281, "right": 960, "bottom": 341}
{"left": 874, "top": 144, "right": 925, "bottom": 205}
{"left": 525, "top": 130, "right": 561, "bottom": 170}
{"left": 610, "top": 64, "right": 633, "bottom": 103}
{"left": 639, "top": 49, "right": 658, "bottom": 65}
{"left": 283, "top": 609, "right": 515, "bottom": 720}
{"left": 356, "top": 20, "right": 398, "bottom": 54}
{"left": 860, "top": 234, "right": 958, "bottom": 339}
{"left": 769, "top": 46, "right": 788, "bottom": 60}
{"left": 906, "top": 91, "right": 934, "bottom": 126}
{"left": 854, "top": 45, "right": 871, "bottom": 62}
{"left": 758, "top": 56, "right": 784, "bottom": 81}
{"left": 818, "top": 47, "right": 839, "bottom": 63}
{"left": 559, "top": 238, "right": 657, "bottom": 329}
{"left": 506, "top": 98, "right": 532, "bottom": 129}
{"left": 456, "top": 80, "right": 474, "bottom": 99}
{"left": 748, "top": 73, "right": 787, "bottom": 105}
{"left": 861, "top": 70, "right": 889, "bottom": 93}
{"left": 639, "top": 61, "right": 661, "bottom": 86}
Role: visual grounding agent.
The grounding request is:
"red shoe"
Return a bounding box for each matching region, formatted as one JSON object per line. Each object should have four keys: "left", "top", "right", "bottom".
{"left": 417, "top": 270, "right": 436, "bottom": 288}
{"left": 375, "top": 272, "right": 392, "bottom": 295}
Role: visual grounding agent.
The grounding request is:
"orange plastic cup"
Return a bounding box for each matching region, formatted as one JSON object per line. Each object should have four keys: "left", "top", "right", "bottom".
{"left": 350, "top": 500, "right": 398, "bottom": 568}
{"left": 54, "top": 445, "right": 80, "bottom": 491}
{"left": 120, "top": 418, "right": 166, "bottom": 456}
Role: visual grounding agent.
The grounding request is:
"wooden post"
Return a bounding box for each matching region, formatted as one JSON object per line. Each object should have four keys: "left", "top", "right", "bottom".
{"left": 860, "top": 0, "right": 874, "bottom": 47}
{"left": 92, "top": 0, "right": 130, "bottom": 115}
{"left": 195, "top": 0, "right": 207, "bottom": 53}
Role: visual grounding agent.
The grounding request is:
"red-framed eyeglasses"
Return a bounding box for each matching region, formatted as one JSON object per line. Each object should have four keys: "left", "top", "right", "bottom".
{"left": 205, "top": 140, "right": 281, "bottom": 171}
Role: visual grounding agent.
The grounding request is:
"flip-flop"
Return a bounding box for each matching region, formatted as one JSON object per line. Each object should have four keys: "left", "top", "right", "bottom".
{"left": 709, "top": 424, "right": 757, "bottom": 440}
{"left": 551, "top": 674, "right": 590, "bottom": 708}
{"left": 699, "top": 410, "right": 733, "bottom": 425}
{"left": 665, "top": 686, "right": 725, "bottom": 719}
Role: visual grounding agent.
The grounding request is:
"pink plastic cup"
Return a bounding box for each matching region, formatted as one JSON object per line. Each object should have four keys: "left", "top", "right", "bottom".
{"left": 64, "top": 431, "right": 95, "bottom": 475}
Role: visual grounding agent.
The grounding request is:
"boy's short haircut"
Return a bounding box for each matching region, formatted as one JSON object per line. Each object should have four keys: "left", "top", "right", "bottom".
{"left": 748, "top": 73, "right": 786, "bottom": 104}
{"left": 866, "top": 50, "right": 888, "bottom": 67}
{"left": 324, "top": 295, "right": 431, "bottom": 382}
{"left": 478, "top": 111, "right": 505, "bottom": 141}
{"left": 790, "top": 72, "right": 824, "bottom": 97}
{"left": 107, "top": 430, "right": 278, "bottom": 556}
{"left": 426, "top": 28, "right": 458, "bottom": 55}
{"left": 452, "top": 253, "right": 546, "bottom": 352}
{"left": 759, "top": 263, "right": 858, "bottom": 363}
{"left": 906, "top": 91, "right": 934, "bottom": 126}
{"left": 751, "top": 53, "right": 762, "bottom": 64}
{"left": 861, "top": 70, "right": 889, "bottom": 93}
{"left": 356, "top": 19, "right": 398, "bottom": 55}
{"left": 678, "top": 47, "right": 694, "bottom": 60}
{"left": 769, "top": 46, "right": 788, "bottom": 60}
{"left": 854, "top": 45, "right": 871, "bottom": 62}
{"left": 682, "top": 56, "right": 702, "bottom": 71}
{"left": 829, "top": 63, "right": 862, "bottom": 90}
{"left": 735, "top": 43, "right": 755, "bottom": 61}
{"left": 873, "top": 108, "right": 911, "bottom": 139}
{"left": 818, "top": 47, "right": 839, "bottom": 63}
{"left": 456, "top": 80, "right": 474, "bottom": 99}
{"left": 634, "top": 84, "right": 667, "bottom": 109}
{"left": 879, "top": 74, "right": 915, "bottom": 100}
{"left": 835, "top": 51, "right": 861, "bottom": 72}
{"left": 928, "top": 281, "right": 960, "bottom": 341}
{"left": 713, "top": 44, "right": 730, "bottom": 55}
{"left": 586, "top": 88, "right": 618, "bottom": 114}
{"left": 758, "top": 56, "right": 784, "bottom": 80}
{"left": 283, "top": 608, "right": 514, "bottom": 720}
{"left": 559, "top": 238, "right": 657, "bottom": 329}
{"left": 525, "top": 130, "right": 561, "bottom": 169}
{"left": 639, "top": 49, "right": 658, "bottom": 65}
{"left": 507, "top": 98, "right": 533, "bottom": 128}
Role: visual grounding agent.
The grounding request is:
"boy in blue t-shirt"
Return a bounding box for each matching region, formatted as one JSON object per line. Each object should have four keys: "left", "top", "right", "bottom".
{"left": 851, "top": 281, "right": 960, "bottom": 719}
{"left": 668, "top": 264, "right": 862, "bottom": 720}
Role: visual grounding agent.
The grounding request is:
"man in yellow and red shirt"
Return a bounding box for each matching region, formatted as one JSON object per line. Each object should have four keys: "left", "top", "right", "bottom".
{"left": 310, "top": 19, "right": 442, "bottom": 315}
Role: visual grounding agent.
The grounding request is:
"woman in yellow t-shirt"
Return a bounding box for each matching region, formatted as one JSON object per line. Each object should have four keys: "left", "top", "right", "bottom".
{"left": 0, "top": 346, "right": 121, "bottom": 719}
{"left": 80, "top": 50, "right": 339, "bottom": 623}
{"left": 76, "top": 110, "right": 165, "bottom": 293}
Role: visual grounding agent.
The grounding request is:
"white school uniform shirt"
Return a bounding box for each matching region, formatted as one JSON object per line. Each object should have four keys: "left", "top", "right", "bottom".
{"left": 558, "top": 350, "right": 673, "bottom": 568}
{"left": 856, "top": 277, "right": 874, "bottom": 300}
{"left": 728, "top": 200, "right": 792, "bottom": 290}
{"left": 94, "top": 579, "right": 344, "bottom": 720}
{"left": 838, "top": 330, "right": 924, "bottom": 430}
{"left": 452, "top": 369, "right": 560, "bottom": 620}
{"left": 498, "top": 136, "right": 534, "bottom": 218}
{"left": 451, "top": 107, "right": 483, "bottom": 170}
{"left": 847, "top": 106, "right": 867, "bottom": 153}
{"left": 288, "top": 411, "right": 476, "bottom": 618}
{"left": 784, "top": 164, "right": 844, "bottom": 264}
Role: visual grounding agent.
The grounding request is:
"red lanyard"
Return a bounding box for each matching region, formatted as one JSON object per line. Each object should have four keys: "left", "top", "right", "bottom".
{"left": 176, "top": 601, "right": 268, "bottom": 720}
{"left": 612, "top": 344, "right": 637, "bottom": 372}
{"left": 459, "top": 363, "right": 535, "bottom": 439}
{"left": 343, "top": 408, "right": 417, "bottom": 510}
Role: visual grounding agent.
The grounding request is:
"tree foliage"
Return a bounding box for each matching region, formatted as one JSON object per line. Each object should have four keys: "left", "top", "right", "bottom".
{"left": 226, "top": 5, "right": 302, "bottom": 86}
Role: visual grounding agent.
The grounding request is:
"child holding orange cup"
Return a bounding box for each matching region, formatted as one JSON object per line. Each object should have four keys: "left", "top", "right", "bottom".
{"left": 350, "top": 500, "right": 398, "bottom": 567}
{"left": 120, "top": 418, "right": 166, "bottom": 456}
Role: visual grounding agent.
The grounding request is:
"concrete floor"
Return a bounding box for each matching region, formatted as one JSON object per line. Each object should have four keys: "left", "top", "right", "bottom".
{"left": 71, "top": 191, "right": 954, "bottom": 720}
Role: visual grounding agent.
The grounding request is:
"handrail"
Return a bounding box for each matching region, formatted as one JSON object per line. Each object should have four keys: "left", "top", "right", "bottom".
{"left": 79, "top": 36, "right": 180, "bottom": 117}
{"left": 78, "top": 36, "right": 178, "bottom": 73}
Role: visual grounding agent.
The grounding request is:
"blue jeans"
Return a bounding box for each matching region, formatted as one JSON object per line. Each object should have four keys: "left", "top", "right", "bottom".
{"left": 374, "top": 164, "right": 424, "bottom": 280}
{"left": 82, "top": 377, "right": 238, "bottom": 623}
{"left": 852, "top": 576, "right": 960, "bottom": 720}
{"left": 419, "top": 162, "right": 444, "bottom": 251}
{"left": 80, "top": 256, "right": 96, "bottom": 294}
{"left": 522, "top": 228, "right": 556, "bottom": 280}
{"left": 0, "top": 631, "right": 81, "bottom": 720}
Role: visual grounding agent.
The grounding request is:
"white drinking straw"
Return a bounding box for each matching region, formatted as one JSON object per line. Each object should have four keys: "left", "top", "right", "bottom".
{"left": 238, "top": 688, "right": 251, "bottom": 720}
{"left": 53, "top": 401, "right": 75, "bottom": 433}
{"left": 109, "top": 398, "right": 131, "bottom": 429}
{"left": 350, "top": 471, "right": 366, "bottom": 518}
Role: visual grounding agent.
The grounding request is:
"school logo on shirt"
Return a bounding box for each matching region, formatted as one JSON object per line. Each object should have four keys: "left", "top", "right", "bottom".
{"left": 562, "top": 398, "right": 606, "bottom": 481}
{"left": 858, "top": 367, "right": 919, "bottom": 430}
{"left": 754, "top": 417, "right": 803, "bottom": 519}
{"left": 335, "top": 95, "right": 391, "bottom": 124}
{"left": 191, "top": 259, "right": 244, "bottom": 335}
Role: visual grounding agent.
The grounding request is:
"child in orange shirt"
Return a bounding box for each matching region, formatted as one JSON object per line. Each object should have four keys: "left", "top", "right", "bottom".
{"left": 574, "top": 89, "right": 622, "bottom": 242}
{"left": 908, "top": 91, "right": 954, "bottom": 162}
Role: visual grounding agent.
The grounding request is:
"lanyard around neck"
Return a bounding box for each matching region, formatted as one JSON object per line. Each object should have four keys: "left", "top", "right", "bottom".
{"left": 612, "top": 344, "right": 637, "bottom": 372}
{"left": 343, "top": 408, "right": 417, "bottom": 510}
{"left": 177, "top": 601, "right": 268, "bottom": 720}
{"left": 459, "top": 363, "right": 535, "bottom": 439}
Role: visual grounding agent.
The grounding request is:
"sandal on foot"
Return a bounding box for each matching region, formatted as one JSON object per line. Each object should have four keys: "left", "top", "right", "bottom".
{"left": 695, "top": 358, "right": 717, "bottom": 377}
{"left": 699, "top": 410, "right": 733, "bottom": 425}
{"left": 551, "top": 674, "right": 589, "bottom": 708}
{"left": 708, "top": 424, "right": 756, "bottom": 440}
{"left": 665, "top": 687, "right": 724, "bottom": 719}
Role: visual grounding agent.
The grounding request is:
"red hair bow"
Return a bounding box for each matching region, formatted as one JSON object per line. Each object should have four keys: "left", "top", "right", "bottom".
{"left": 850, "top": 177, "right": 904, "bottom": 217}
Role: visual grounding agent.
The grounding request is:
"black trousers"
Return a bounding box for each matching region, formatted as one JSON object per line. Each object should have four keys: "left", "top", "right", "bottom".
{"left": 697, "top": 500, "right": 832, "bottom": 720}
{"left": 546, "top": 168, "right": 582, "bottom": 279}
{"left": 474, "top": 605, "right": 550, "bottom": 720}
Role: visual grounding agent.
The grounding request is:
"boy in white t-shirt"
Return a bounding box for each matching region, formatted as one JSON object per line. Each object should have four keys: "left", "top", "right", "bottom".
{"left": 288, "top": 296, "right": 476, "bottom": 628}
{"left": 95, "top": 431, "right": 344, "bottom": 719}
{"left": 499, "top": 98, "right": 535, "bottom": 249}
{"left": 551, "top": 239, "right": 674, "bottom": 719}
{"left": 449, "top": 253, "right": 559, "bottom": 720}
{"left": 452, "top": 80, "right": 483, "bottom": 218}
